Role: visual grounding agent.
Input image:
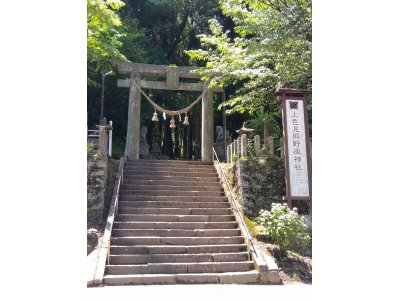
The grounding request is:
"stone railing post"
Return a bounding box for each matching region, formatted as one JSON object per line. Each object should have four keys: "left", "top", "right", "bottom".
{"left": 236, "top": 139, "right": 240, "bottom": 159}
{"left": 266, "top": 136, "right": 274, "bottom": 156}
{"left": 254, "top": 135, "right": 261, "bottom": 157}
{"left": 241, "top": 134, "right": 247, "bottom": 157}
{"left": 227, "top": 144, "right": 231, "bottom": 163}
{"left": 231, "top": 142, "right": 234, "bottom": 161}
{"left": 98, "top": 125, "right": 108, "bottom": 156}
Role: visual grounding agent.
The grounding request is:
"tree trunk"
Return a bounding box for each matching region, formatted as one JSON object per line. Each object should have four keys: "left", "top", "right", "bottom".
{"left": 162, "top": 115, "right": 173, "bottom": 157}
{"left": 147, "top": 119, "right": 154, "bottom": 152}
{"left": 167, "top": 10, "right": 190, "bottom": 60}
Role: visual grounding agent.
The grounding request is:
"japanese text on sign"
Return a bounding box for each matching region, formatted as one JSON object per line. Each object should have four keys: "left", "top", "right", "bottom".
{"left": 286, "top": 100, "right": 309, "bottom": 197}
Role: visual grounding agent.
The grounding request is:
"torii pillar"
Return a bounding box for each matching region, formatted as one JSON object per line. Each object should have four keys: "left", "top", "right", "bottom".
{"left": 201, "top": 85, "right": 214, "bottom": 163}
{"left": 126, "top": 72, "right": 141, "bottom": 160}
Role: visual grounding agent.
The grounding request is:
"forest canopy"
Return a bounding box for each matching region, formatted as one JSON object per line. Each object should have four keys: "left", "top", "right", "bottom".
{"left": 87, "top": 0, "right": 312, "bottom": 153}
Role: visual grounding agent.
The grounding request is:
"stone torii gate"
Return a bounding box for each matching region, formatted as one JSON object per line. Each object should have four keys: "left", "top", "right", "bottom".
{"left": 112, "top": 58, "right": 223, "bottom": 163}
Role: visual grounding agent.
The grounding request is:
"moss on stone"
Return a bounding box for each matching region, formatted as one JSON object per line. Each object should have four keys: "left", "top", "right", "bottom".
{"left": 243, "top": 215, "right": 264, "bottom": 237}
{"left": 226, "top": 157, "right": 285, "bottom": 218}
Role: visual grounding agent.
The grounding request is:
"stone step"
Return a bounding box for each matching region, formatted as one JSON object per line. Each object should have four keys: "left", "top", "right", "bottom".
{"left": 123, "top": 175, "right": 220, "bottom": 183}
{"left": 117, "top": 207, "right": 232, "bottom": 215}
{"left": 110, "top": 244, "right": 247, "bottom": 255}
{"left": 102, "top": 159, "right": 259, "bottom": 286}
{"left": 122, "top": 179, "right": 222, "bottom": 188}
{"left": 104, "top": 270, "right": 259, "bottom": 285}
{"left": 108, "top": 252, "right": 249, "bottom": 264}
{"left": 110, "top": 236, "right": 245, "bottom": 246}
{"left": 118, "top": 190, "right": 224, "bottom": 197}
{"left": 106, "top": 261, "right": 254, "bottom": 275}
{"left": 115, "top": 214, "right": 235, "bottom": 222}
{"left": 125, "top": 160, "right": 211, "bottom": 166}
{"left": 103, "top": 270, "right": 260, "bottom": 285}
{"left": 118, "top": 195, "right": 228, "bottom": 202}
{"left": 124, "top": 165, "right": 216, "bottom": 171}
{"left": 120, "top": 184, "right": 222, "bottom": 192}
{"left": 113, "top": 221, "right": 238, "bottom": 230}
{"left": 112, "top": 228, "right": 241, "bottom": 237}
{"left": 118, "top": 201, "right": 230, "bottom": 209}
{"left": 123, "top": 170, "right": 218, "bottom": 178}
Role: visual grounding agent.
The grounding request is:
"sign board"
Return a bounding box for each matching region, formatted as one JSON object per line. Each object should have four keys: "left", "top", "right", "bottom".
{"left": 286, "top": 99, "right": 309, "bottom": 197}
{"left": 275, "top": 88, "right": 312, "bottom": 210}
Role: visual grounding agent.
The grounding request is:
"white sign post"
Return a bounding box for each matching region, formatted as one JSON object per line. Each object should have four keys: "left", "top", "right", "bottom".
{"left": 108, "top": 120, "right": 113, "bottom": 157}
{"left": 275, "top": 88, "right": 312, "bottom": 213}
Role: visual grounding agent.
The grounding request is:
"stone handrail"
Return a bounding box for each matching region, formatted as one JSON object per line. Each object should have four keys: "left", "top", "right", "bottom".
{"left": 226, "top": 134, "right": 312, "bottom": 162}
{"left": 212, "top": 147, "right": 258, "bottom": 257}
{"left": 212, "top": 147, "right": 282, "bottom": 283}
{"left": 90, "top": 157, "right": 125, "bottom": 286}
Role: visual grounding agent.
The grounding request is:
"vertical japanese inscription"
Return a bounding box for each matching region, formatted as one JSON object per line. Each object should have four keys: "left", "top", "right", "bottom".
{"left": 286, "top": 100, "right": 309, "bottom": 197}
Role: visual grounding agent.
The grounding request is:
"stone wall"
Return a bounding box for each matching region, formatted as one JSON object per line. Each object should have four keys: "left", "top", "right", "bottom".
{"left": 229, "top": 157, "right": 286, "bottom": 218}
{"left": 87, "top": 143, "right": 108, "bottom": 228}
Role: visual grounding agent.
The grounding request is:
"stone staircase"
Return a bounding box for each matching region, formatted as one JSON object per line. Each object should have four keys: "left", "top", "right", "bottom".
{"left": 103, "top": 159, "right": 258, "bottom": 285}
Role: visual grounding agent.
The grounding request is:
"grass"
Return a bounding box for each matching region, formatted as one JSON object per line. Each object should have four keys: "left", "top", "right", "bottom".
{"left": 243, "top": 215, "right": 264, "bottom": 237}
{"left": 111, "top": 138, "right": 125, "bottom": 159}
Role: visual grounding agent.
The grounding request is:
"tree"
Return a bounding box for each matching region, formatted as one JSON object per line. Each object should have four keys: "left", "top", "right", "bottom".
{"left": 128, "top": 0, "right": 219, "bottom": 65}
{"left": 186, "top": 0, "right": 312, "bottom": 115}
{"left": 87, "top": 0, "right": 127, "bottom": 86}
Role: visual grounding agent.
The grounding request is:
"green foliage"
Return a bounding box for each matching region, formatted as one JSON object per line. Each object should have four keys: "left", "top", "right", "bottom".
{"left": 246, "top": 140, "right": 255, "bottom": 157}
{"left": 87, "top": 0, "right": 127, "bottom": 74}
{"left": 186, "top": 0, "right": 312, "bottom": 114}
{"left": 243, "top": 215, "right": 263, "bottom": 237}
{"left": 247, "top": 112, "right": 281, "bottom": 138}
{"left": 111, "top": 138, "right": 125, "bottom": 158}
{"left": 87, "top": 142, "right": 104, "bottom": 160}
{"left": 257, "top": 203, "right": 311, "bottom": 253}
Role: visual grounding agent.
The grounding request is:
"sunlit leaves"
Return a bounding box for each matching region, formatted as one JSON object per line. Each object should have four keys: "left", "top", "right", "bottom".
{"left": 186, "top": 0, "right": 312, "bottom": 114}
{"left": 87, "top": 0, "right": 127, "bottom": 75}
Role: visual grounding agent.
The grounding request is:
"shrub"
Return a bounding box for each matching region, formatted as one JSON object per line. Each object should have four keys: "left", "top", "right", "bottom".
{"left": 87, "top": 142, "right": 104, "bottom": 161}
{"left": 257, "top": 203, "right": 311, "bottom": 253}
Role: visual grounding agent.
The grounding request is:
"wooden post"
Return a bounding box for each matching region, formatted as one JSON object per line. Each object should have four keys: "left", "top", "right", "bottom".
{"left": 227, "top": 144, "right": 231, "bottom": 163}
{"left": 263, "top": 120, "right": 269, "bottom": 141}
{"left": 241, "top": 134, "right": 247, "bottom": 157}
{"left": 201, "top": 87, "right": 214, "bottom": 162}
{"left": 126, "top": 73, "right": 141, "bottom": 160}
{"left": 254, "top": 135, "right": 261, "bottom": 157}
{"left": 275, "top": 88, "right": 312, "bottom": 213}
